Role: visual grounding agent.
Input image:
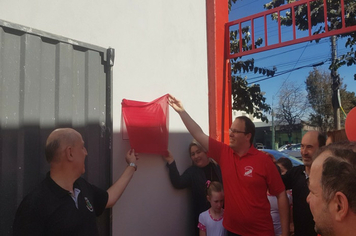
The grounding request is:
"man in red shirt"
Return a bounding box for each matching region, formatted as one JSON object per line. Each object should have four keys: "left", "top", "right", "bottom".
{"left": 169, "top": 95, "right": 289, "bottom": 236}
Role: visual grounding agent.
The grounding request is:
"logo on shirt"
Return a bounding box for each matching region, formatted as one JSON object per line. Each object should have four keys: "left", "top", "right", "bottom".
{"left": 84, "top": 197, "right": 94, "bottom": 212}
{"left": 244, "top": 166, "right": 253, "bottom": 177}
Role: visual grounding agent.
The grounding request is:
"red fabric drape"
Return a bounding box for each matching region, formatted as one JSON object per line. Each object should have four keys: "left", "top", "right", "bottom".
{"left": 122, "top": 94, "right": 169, "bottom": 156}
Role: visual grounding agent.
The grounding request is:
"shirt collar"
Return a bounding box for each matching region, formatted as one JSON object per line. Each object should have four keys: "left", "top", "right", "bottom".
{"left": 234, "top": 145, "right": 257, "bottom": 158}
{"left": 45, "top": 172, "right": 78, "bottom": 199}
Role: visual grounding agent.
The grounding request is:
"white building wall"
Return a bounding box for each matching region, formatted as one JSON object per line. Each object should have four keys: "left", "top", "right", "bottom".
{"left": 0, "top": 1, "right": 209, "bottom": 235}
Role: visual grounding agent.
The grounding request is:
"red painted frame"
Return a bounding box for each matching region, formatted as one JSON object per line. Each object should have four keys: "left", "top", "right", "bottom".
{"left": 206, "top": 0, "right": 231, "bottom": 144}
{"left": 226, "top": 0, "right": 356, "bottom": 58}
{"left": 207, "top": 0, "right": 355, "bottom": 144}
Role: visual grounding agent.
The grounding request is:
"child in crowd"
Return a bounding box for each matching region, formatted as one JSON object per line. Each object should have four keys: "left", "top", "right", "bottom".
{"left": 197, "top": 181, "right": 227, "bottom": 236}
{"left": 271, "top": 157, "right": 294, "bottom": 236}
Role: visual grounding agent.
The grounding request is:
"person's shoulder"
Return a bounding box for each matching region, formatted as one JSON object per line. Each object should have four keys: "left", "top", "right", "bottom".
{"left": 210, "top": 159, "right": 221, "bottom": 170}
{"left": 286, "top": 165, "right": 305, "bottom": 176}
{"left": 75, "top": 176, "right": 90, "bottom": 185}
{"left": 291, "top": 165, "right": 305, "bottom": 172}
{"left": 254, "top": 149, "right": 275, "bottom": 162}
{"left": 209, "top": 136, "right": 228, "bottom": 149}
{"left": 74, "top": 177, "right": 97, "bottom": 190}
{"left": 188, "top": 165, "right": 201, "bottom": 172}
{"left": 199, "top": 209, "right": 209, "bottom": 216}
{"left": 17, "top": 180, "right": 49, "bottom": 209}
{"left": 256, "top": 149, "right": 270, "bottom": 158}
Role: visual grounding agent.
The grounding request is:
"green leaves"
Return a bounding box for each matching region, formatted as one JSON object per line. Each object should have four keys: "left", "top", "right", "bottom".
{"left": 231, "top": 75, "right": 271, "bottom": 122}
{"left": 305, "top": 68, "right": 356, "bottom": 131}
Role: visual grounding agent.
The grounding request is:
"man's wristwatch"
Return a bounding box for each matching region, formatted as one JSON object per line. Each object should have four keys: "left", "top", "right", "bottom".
{"left": 128, "top": 162, "right": 137, "bottom": 171}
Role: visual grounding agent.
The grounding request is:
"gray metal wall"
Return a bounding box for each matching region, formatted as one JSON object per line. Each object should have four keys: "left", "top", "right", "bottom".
{"left": 0, "top": 20, "right": 113, "bottom": 235}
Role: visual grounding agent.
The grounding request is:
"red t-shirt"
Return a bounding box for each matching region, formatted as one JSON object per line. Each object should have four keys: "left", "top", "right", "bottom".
{"left": 208, "top": 137, "right": 285, "bottom": 236}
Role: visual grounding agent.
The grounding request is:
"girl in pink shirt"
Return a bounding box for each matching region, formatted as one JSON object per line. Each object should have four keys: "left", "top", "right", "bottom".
{"left": 197, "top": 181, "right": 227, "bottom": 236}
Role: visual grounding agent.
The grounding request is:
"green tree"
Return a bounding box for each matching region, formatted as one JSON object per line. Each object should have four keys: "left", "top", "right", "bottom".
{"left": 228, "top": 0, "right": 237, "bottom": 11}
{"left": 305, "top": 68, "right": 356, "bottom": 132}
{"left": 231, "top": 74, "right": 271, "bottom": 121}
{"left": 228, "top": 0, "right": 274, "bottom": 122}
{"left": 264, "top": 0, "right": 356, "bottom": 77}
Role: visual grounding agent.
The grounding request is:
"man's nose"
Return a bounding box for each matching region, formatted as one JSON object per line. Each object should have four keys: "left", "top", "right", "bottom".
{"left": 306, "top": 192, "right": 311, "bottom": 204}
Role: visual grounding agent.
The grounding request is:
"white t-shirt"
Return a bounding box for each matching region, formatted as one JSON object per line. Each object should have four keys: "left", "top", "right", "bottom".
{"left": 197, "top": 209, "right": 227, "bottom": 236}
{"left": 268, "top": 192, "right": 293, "bottom": 236}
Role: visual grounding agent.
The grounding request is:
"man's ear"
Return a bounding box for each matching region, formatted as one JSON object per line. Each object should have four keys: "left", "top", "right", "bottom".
{"left": 246, "top": 133, "right": 252, "bottom": 142}
{"left": 332, "top": 191, "right": 349, "bottom": 221}
{"left": 65, "top": 146, "right": 74, "bottom": 162}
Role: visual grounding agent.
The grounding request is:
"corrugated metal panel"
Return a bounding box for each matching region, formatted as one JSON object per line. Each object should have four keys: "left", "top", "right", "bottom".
{"left": 0, "top": 20, "right": 113, "bottom": 235}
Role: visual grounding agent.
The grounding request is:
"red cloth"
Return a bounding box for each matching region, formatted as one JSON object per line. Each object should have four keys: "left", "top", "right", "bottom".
{"left": 208, "top": 137, "right": 285, "bottom": 236}
{"left": 122, "top": 94, "right": 169, "bottom": 156}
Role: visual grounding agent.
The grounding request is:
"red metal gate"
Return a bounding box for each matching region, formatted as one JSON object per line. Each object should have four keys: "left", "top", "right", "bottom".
{"left": 219, "top": 0, "right": 356, "bottom": 143}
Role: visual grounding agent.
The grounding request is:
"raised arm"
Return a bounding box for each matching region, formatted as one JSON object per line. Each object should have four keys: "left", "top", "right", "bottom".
{"left": 163, "top": 151, "right": 192, "bottom": 189}
{"left": 106, "top": 149, "right": 138, "bottom": 208}
{"left": 168, "top": 94, "right": 209, "bottom": 151}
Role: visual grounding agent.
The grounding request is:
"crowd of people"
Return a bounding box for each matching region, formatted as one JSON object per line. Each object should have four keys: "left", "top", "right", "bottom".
{"left": 167, "top": 94, "right": 355, "bottom": 236}
{"left": 12, "top": 95, "right": 356, "bottom": 236}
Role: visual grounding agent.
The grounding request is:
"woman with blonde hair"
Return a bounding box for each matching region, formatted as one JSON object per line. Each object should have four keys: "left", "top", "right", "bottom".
{"left": 164, "top": 140, "right": 222, "bottom": 236}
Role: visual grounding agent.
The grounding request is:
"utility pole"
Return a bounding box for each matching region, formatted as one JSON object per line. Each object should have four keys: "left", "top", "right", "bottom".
{"left": 271, "top": 96, "right": 275, "bottom": 150}
{"left": 331, "top": 35, "right": 341, "bottom": 130}
{"left": 272, "top": 109, "right": 275, "bottom": 150}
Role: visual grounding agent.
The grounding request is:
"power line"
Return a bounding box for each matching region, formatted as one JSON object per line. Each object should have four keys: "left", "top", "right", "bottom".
{"left": 230, "top": 0, "right": 260, "bottom": 12}
{"left": 236, "top": 45, "right": 348, "bottom": 76}
{"left": 284, "top": 41, "right": 309, "bottom": 81}
{"left": 247, "top": 60, "right": 330, "bottom": 84}
{"left": 232, "top": 38, "right": 349, "bottom": 76}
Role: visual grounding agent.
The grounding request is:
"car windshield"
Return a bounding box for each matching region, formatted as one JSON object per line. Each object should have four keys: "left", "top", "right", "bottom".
{"left": 288, "top": 143, "right": 301, "bottom": 150}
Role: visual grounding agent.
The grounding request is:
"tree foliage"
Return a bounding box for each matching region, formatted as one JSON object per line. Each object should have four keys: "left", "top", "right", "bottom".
{"left": 305, "top": 68, "right": 356, "bottom": 132}
{"left": 228, "top": 0, "right": 274, "bottom": 122}
{"left": 276, "top": 82, "right": 308, "bottom": 141}
{"left": 228, "top": 0, "right": 238, "bottom": 12}
{"left": 231, "top": 75, "right": 271, "bottom": 122}
{"left": 264, "top": 0, "right": 356, "bottom": 77}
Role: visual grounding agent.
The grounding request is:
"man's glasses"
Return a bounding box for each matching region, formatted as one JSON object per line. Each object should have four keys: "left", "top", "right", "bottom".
{"left": 229, "top": 128, "right": 247, "bottom": 134}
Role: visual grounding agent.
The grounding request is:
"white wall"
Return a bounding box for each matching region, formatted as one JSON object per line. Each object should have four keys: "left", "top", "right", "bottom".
{"left": 0, "top": 1, "right": 209, "bottom": 235}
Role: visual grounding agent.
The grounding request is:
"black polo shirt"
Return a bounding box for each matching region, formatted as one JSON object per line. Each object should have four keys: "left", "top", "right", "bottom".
{"left": 13, "top": 172, "right": 108, "bottom": 236}
{"left": 282, "top": 165, "right": 317, "bottom": 236}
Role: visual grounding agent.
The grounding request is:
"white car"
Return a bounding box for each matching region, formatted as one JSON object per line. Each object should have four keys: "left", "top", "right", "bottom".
{"left": 281, "top": 143, "right": 301, "bottom": 159}
{"left": 277, "top": 143, "right": 296, "bottom": 151}
{"left": 255, "top": 143, "right": 265, "bottom": 149}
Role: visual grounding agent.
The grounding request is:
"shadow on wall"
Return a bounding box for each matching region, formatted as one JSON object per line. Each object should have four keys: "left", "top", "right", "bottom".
{"left": 0, "top": 124, "right": 111, "bottom": 236}
{"left": 112, "top": 131, "right": 196, "bottom": 236}
{"left": 1, "top": 127, "right": 197, "bottom": 236}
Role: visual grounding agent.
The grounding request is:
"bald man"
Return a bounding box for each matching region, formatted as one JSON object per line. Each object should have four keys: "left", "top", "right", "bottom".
{"left": 307, "top": 142, "right": 356, "bottom": 236}
{"left": 282, "top": 130, "right": 326, "bottom": 236}
{"left": 13, "top": 128, "right": 138, "bottom": 236}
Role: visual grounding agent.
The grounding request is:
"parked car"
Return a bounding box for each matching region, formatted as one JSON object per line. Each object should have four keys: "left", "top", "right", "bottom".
{"left": 255, "top": 143, "right": 265, "bottom": 149}
{"left": 261, "top": 149, "right": 303, "bottom": 167}
{"left": 277, "top": 143, "right": 295, "bottom": 151}
{"left": 281, "top": 143, "right": 301, "bottom": 159}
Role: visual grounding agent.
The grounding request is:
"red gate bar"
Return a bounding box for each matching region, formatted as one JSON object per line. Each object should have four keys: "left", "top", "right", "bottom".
{"left": 226, "top": 0, "right": 356, "bottom": 59}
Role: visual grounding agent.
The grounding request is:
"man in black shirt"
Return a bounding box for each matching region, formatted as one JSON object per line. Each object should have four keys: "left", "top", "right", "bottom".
{"left": 13, "top": 128, "right": 139, "bottom": 236}
{"left": 282, "top": 130, "right": 326, "bottom": 236}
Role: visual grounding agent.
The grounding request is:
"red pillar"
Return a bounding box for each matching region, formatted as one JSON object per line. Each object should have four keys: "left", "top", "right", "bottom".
{"left": 206, "top": 0, "right": 231, "bottom": 144}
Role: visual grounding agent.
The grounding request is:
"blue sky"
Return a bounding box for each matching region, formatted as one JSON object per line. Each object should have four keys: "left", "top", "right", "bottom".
{"left": 229, "top": 0, "right": 356, "bottom": 115}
